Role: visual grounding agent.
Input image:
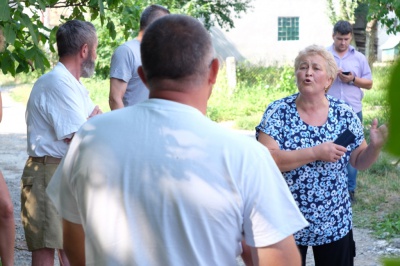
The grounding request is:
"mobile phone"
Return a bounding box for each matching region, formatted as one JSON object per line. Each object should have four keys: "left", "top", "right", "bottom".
{"left": 334, "top": 129, "right": 356, "bottom": 147}
{"left": 342, "top": 71, "right": 350, "bottom": 75}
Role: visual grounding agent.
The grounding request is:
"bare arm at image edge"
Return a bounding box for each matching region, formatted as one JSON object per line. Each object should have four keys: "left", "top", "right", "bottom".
{"left": 250, "top": 235, "right": 301, "bottom": 266}
{"left": 109, "top": 78, "right": 128, "bottom": 110}
{"left": 0, "top": 171, "right": 15, "bottom": 266}
{"left": 63, "top": 219, "right": 85, "bottom": 266}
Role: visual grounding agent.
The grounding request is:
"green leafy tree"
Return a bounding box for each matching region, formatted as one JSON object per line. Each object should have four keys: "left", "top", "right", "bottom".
{"left": 362, "top": 1, "right": 400, "bottom": 67}
{"left": 366, "top": 0, "right": 400, "bottom": 34}
{"left": 327, "top": 0, "right": 358, "bottom": 24}
{"left": 0, "top": 0, "right": 252, "bottom": 77}
{"left": 326, "top": 1, "right": 379, "bottom": 66}
{"left": 359, "top": 1, "right": 400, "bottom": 154}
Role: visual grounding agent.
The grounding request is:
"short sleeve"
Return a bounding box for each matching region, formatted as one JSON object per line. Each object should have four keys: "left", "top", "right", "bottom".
{"left": 241, "top": 144, "right": 308, "bottom": 247}
{"left": 256, "top": 99, "right": 291, "bottom": 149}
{"left": 110, "top": 43, "right": 137, "bottom": 82}
{"left": 359, "top": 54, "right": 372, "bottom": 80}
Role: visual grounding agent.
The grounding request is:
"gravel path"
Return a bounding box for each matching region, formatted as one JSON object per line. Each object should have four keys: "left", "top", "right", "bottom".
{"left": 1, "top": 88, "right": 399, "bottom": 265}
{"left": 1, "top": 89, "right": 32, "bottom": 265}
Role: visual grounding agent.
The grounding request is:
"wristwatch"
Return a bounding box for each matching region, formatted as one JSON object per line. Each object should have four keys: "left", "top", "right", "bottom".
{"left": 348, "top": 76, "right": 355, "bottom": 85}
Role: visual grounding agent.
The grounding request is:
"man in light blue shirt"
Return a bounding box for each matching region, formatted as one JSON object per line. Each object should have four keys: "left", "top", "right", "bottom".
{"left": 327, "top": 20, "right": 373, "bottom": 202}
{"left": 109, "top": 5, "right": 170, "bottom": 110}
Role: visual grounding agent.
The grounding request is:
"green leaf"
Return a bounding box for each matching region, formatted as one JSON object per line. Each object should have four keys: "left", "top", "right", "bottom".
{"left": 0, "top": 0, "right": 10, "bottom": 21}
{"left": 4, "top": 23, "right": 16, "bottom": 45}
{"left": 16, "top": 63, "right": 29, "bottom": 74}
{"left": 38, "top": 32, "right": 49, "bottom": 45}
{"left": 34, "top": 52, "right": 45, "bottom": 73}
{"left": 387, "top": 60, "right": 400, "bottom": 156}
{"left": 107, "top": 20, "right": 116, "bottom": 40}
{"left": 20, "top": 13, "right": 39, "bottom": 44}
{"left": 25, "top": 47, "right": 36, "bottom": 59}
{"left": 43, "top": 54, "right": 50, "bottom": 68}
{"left": 37, "top": 0, "right": 47, "bottom": 10}
{"left": 0, "top": 50, "right": 15, "bottom": 76}
{"left": 12, "top": 50, "right": 30, "bottom": 74}
{"left": 98, "top": 0, "right": 105, "bottom": 15}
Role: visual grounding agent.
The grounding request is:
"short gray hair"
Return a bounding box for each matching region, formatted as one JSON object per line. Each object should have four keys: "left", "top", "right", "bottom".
{"left": 56, "top": 20, "right": 97, "bottom": 58}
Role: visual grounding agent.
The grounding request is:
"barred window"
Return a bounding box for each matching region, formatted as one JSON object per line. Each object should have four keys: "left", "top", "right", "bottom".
{"left": 278, "top": 17, "right": 299, "bottom": 41}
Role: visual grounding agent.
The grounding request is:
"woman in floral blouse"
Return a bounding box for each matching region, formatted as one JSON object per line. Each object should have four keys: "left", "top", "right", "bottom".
{"left": 256, "top": 45, "right": 387, "bottom": 266}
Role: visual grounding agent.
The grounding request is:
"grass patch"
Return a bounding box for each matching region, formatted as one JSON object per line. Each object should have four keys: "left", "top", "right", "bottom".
{"left": 81, "top": 78, "right": 111, "bottom": 113}
{"left": 353, "top": 152, "right": 400, "bottom": 239}
{"left": 208, "top": 64, "right": 296, "bottom": 130}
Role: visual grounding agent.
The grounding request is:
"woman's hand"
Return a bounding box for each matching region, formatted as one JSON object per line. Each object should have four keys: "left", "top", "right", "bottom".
{"left": 350, "top": 119, "right": 388, "bottom": 170}
{"left": 313, "top": 142, "right": 347, "bottom": 162}
{"left": 369, "top": 118, "right": 388, "bottom": 149}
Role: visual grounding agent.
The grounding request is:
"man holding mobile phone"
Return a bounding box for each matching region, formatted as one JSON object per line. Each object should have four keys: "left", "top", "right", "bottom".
{"left": 327, "top": 20, "right": 373, "bottom": 203}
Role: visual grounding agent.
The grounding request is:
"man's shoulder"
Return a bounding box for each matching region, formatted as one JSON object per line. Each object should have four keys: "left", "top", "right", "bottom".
{"left": 31, "top": 66, "right": 77, "bottom": 97}
{"left": 117, "top": 39, "right": 140, "bottom": 51}
{"left": 349, "top": 46, "right": 368, "bottom": 59}
{"left": 111, "top": 39, "right": 141, "bottom": 63}
{"left": 205, "top": 122, "right": 264, "bottom": 152}
{"left": 42, "top": 64, "right": 73, "bottom": 81}
{"left": 326, "top": 44, "right": 334, "bottom": 52}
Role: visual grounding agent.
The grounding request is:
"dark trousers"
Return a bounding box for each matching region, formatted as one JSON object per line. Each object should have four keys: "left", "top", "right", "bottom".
{"left": 298, "top": 230, "right": 356, "bottom": 266}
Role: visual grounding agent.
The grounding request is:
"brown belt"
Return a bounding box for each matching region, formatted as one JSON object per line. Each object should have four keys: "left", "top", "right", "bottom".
{"left": 29, "top": 156, "right": 62, "bottom": 164}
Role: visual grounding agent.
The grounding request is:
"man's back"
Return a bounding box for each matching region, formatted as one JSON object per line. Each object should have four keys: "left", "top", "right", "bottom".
{"left": 49, "top": 15, "right": 308, "bottom": 265}
{"left": 50, "top": 99, "right": 306, "bottom": 265}
{"left": 109, "top": 39, "right": 148, "bottom": 106}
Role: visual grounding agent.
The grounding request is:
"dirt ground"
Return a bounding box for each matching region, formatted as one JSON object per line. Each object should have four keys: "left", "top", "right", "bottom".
{"left": 1, "top": 89, "right": 399, "bottom": 265}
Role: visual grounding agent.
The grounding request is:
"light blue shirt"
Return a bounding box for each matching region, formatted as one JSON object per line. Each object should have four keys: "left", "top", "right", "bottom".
{"left": 110, "top": 39, "right": 149, "bottom": 106}
{"left": 327, "top": 44, "right": 372, "bottom": 113}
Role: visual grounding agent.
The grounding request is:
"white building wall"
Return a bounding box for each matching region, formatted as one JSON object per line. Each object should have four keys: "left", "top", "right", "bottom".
{"left": 377, "top": 24, "right": 390, "bottom": 61}
{"left": 212, "top": 0, "right": 334, "bottom": 66}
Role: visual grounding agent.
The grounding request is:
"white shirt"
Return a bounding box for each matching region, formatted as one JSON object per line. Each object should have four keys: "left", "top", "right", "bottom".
{"left": 26, "top": 62, "right": 95, "bottom": 157}
{"left": 47, "top": 99, "right": 308, "bottom": 265}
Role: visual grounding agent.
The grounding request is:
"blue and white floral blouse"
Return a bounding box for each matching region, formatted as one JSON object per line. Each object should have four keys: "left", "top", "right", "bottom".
{"left": 256, "top": 93, "right": 364, "bottom": 246}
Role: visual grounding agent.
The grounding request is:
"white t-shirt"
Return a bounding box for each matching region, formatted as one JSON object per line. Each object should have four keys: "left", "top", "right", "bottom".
{"left": 47, "top": 99, "right": 308, "bottom": 265}
{"left": 26, "top": 62, "right": 95, "bottom": 157}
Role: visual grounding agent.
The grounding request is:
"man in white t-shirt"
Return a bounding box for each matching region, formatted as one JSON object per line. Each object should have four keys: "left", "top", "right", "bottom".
{"left": 47, "top": 15, "right": 308, "bottom": 265}
{"left": 22, "top": 20, "right": 102, "bottom": 265}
